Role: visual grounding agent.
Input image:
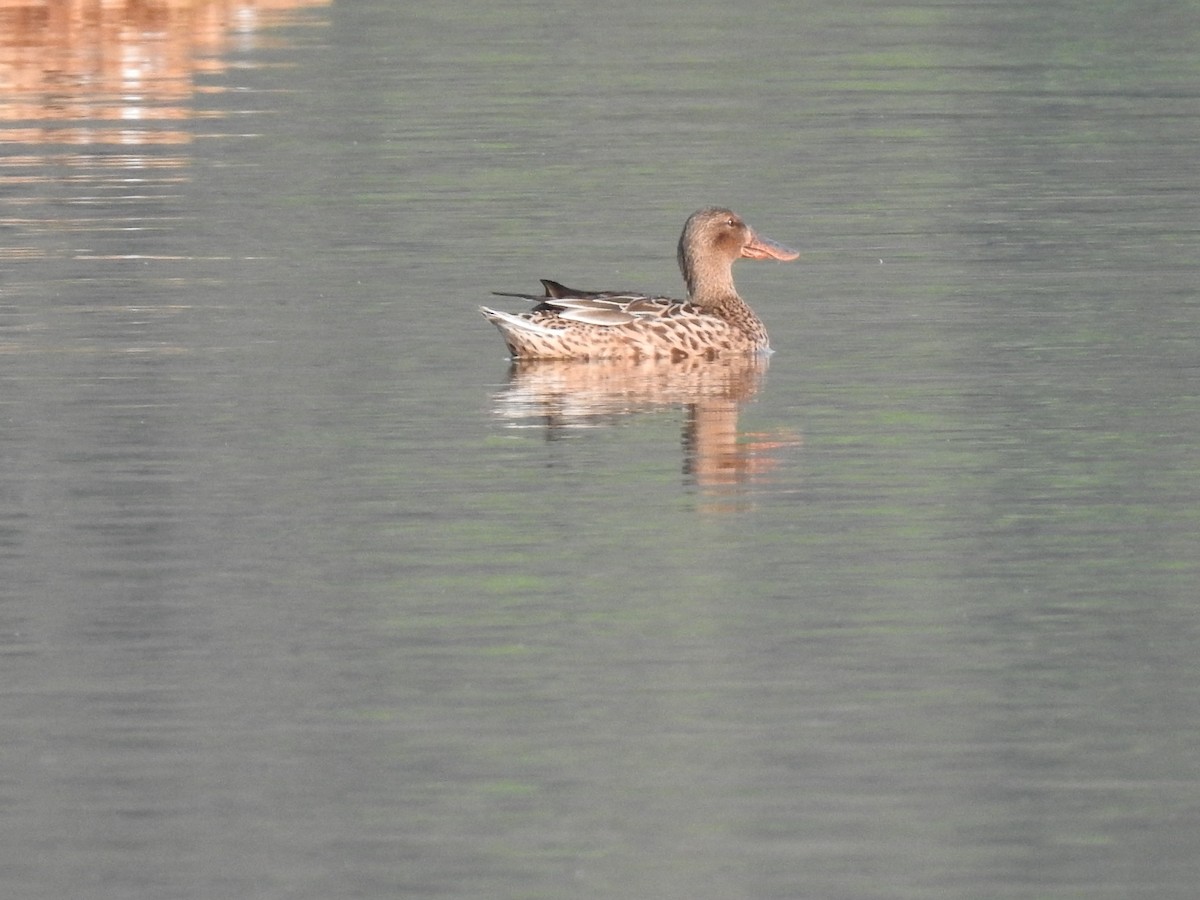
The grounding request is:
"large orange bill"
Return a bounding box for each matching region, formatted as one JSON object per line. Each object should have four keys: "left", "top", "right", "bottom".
{"left": 742, "top": 232, "right": 800, "bottom": 261}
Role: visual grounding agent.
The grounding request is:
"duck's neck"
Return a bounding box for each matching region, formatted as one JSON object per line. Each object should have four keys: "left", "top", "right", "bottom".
{"left": 678, "top": 244, "right": 767, "bottom": 345}
{"left": 679, "top": 245, "right": 736, "bottom": 306}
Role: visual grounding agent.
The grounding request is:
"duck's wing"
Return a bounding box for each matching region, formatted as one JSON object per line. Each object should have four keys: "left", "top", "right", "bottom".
{"left": 542, "top": 293, "right": 696, "bottom": 326}
{"left": 491, "top": 280, "right": 689, "bottom": 326}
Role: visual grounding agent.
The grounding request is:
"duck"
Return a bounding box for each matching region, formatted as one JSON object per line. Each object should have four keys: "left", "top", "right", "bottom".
{"left": 480, "top": 207, "right": 798, "bottom": 361}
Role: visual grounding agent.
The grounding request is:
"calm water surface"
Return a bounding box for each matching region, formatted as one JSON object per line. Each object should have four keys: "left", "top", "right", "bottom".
{"left": 2, "top": 1, "right": 1199, "bottom": 898}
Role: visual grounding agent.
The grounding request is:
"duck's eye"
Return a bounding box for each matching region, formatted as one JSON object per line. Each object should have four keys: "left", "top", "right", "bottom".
{"left": 726, "top": 217, "right": 736, "bottom": 227}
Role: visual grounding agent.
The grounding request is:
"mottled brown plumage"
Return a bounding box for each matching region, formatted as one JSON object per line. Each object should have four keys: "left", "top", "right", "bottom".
{"left": 481, "top": 207, "right": 798, "bottom": 361}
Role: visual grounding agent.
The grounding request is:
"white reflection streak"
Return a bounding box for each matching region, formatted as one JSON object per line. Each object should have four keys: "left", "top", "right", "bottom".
{"left": 120, "top": 38, "right": 146, "bottom": 145}
{"left": 232, "top": 5, "right": 260, "bottom": 52}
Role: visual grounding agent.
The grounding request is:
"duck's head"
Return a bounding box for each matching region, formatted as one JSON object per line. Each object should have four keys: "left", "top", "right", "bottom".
{"left": 677, "top": 207, "right": 799, "bottom": 302}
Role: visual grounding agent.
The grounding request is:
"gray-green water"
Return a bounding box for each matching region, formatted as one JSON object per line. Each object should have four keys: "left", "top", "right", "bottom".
{"left": 2, "top": 1, "right": 1199, "bottom": 897}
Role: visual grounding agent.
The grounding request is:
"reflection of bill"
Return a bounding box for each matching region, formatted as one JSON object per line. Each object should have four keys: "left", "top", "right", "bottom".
{"left": 0, "top": 0, "right": 329, "bottom": 145}
{"left": 493, "top": 356, "right": 803, "bottom": 511}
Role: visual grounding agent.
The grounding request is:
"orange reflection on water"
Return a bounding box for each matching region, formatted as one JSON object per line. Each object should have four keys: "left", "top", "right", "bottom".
{"left": 0, "top": 0, "right": 329, "bottom": 145}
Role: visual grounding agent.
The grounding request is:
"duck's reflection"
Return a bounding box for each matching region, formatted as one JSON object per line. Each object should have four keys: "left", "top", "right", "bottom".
{"left": 492, "top": 355, "right": 801, "bottom": 508}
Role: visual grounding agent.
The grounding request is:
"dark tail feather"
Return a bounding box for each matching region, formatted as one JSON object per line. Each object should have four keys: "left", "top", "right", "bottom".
{"left": 540, "top": 279, "right": 581, "bottom": 298}
{"left": 492, "top": 280, "right": 592, "bottom": 312}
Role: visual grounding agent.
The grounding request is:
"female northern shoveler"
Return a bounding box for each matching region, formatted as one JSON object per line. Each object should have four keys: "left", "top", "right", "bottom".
{"left": 481, "top": 207, "right": 798, "bottom": 361}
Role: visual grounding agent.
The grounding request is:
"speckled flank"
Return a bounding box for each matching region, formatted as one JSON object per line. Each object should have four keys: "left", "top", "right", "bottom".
{"left": 480, "top": 301, "right": 764, "bottom": 361}
{"left": 482, "top": 207, "right": 797, "bottom": 361}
